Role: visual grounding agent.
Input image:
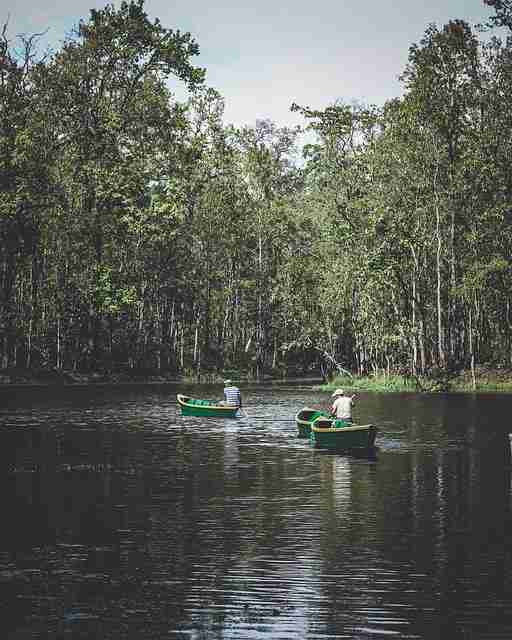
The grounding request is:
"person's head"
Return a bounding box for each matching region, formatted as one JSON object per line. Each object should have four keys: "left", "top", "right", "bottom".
{"left": 332, "top": 389, "right": 345, "bottom": 398}
{"left": 224, "top": 379, "right": 232, "bottom": 386}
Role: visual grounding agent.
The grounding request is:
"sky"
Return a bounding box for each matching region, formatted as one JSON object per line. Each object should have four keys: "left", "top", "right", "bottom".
{"left": 2, "top": 0, "right": 497, "bottom": 129}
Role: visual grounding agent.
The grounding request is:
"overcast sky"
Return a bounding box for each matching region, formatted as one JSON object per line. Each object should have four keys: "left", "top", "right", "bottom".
{"left": 3, "top": 0, "right": 496, "bottom": 128}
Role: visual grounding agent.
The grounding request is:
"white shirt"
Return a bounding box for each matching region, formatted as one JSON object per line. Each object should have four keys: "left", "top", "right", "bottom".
{"left": 224, "top": 386, "right": 241, "bottom": 406}
{"left": 331, "top": 396, "right": 353, "bottom": 420}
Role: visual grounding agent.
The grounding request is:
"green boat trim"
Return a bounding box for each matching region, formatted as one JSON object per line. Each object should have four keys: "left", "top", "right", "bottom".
{"left": 310, "top": 415, "right": 378, "bottom": 450}
{"left": 295, "top": 407, "right": 331, "bottom": 438}
{"left": 177, "top": 393, "right": 240, "bottom": 418}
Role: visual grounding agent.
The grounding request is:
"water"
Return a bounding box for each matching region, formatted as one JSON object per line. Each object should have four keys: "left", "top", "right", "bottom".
{"left": 1, "top": 382, "right": 511, "bottom": 639}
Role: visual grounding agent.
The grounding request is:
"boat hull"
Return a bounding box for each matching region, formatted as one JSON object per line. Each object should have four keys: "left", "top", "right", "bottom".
{"left": 295, "top": 407, "right": 331, "bottom": 438}
{"left": 310, "top": 416, "right": 377, "bottom": 451}
{"left": 177, "top": 394, "right": 239, "bottom": 418}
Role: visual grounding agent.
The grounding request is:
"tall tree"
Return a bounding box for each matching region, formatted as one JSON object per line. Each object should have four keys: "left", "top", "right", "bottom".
{"left": 38, "top": 0, "right": 204, "bottom": 369}
{"left": 401, "top": 20, "right": 482, "bottom": 366}
{"left": 234, "top": 120, "right": 301, "bottom": 379}
{"left": 0, "top": 25, "right": 55, "bottom": 368}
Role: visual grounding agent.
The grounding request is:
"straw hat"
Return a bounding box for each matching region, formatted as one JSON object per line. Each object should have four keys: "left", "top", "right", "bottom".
{"left": 331, "top": 389, "right": 345, "bottom": 397}
{"left": 224, "top": 379, "right": 232, "bottom": 385}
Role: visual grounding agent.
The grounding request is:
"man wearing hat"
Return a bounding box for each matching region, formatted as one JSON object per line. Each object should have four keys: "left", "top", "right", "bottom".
{"left": 330, "top": 388, "right": 356, "bottom": 424}
{"left": 223, "top": 379, "right": 242, "bottom": 408}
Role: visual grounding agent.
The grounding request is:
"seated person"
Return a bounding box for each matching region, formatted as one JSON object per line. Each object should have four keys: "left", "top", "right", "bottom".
{"left": 331, "top": 388, "right": 355, "bottom": 424}
{"left": 222, "top": 379, "right": 242, "bottom": 408}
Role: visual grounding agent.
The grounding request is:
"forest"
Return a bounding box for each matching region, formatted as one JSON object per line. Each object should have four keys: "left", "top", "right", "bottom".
{"left": 1, "top": 0, "right": 512, "bottom": 385}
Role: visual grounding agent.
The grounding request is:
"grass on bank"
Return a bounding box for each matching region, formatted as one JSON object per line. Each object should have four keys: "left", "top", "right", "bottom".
{"left": 317, "top": 375, "right": 417, "bottom": 394}
{"left": 317, "top": 370, "right": 512, "bottom": 394}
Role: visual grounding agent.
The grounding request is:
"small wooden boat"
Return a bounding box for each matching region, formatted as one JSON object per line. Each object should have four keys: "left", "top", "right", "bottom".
{"left": 310, "top": 415, "right": 378, "bottom": 451}
{"left": 177, "top": 393, "right": 240, "bottom": 417}
{"left": 295, "top": 407, "right": 331, "bottom": 438}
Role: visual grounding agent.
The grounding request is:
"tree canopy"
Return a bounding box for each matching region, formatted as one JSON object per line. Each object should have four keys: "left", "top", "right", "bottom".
{"left": 1, "top": 1, "right": 511, "bottom": 384}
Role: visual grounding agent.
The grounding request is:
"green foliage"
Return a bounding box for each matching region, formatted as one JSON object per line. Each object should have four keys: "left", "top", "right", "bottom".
{"left": 483, "top": 0, "right": 512, "bottom": 30}
{"left": 93, "top": 266, "right": 137, "bottom": 314}
{"left": 318, "top": 375, "right": 418, "bottom": 393}
{"left": 2, "top": 2, "right": 512, "bottom": 385}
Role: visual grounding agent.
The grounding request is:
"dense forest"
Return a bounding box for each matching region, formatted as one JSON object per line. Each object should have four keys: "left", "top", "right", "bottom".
{"left": 1, "top": 0, "right": 512, "bottom": 383}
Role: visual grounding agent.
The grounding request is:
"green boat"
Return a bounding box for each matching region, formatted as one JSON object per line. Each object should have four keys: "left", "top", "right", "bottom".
{"left": 310, "top": 415, "right": 378, "bottom": 451}
{"left": 177, "top": 393, "right": 240, "bottom": 418}
{"left": 295, "top": 407, "right": 331, "bottom": 438}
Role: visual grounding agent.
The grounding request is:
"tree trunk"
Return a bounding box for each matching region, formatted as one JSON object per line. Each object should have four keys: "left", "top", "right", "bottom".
{"left": 469, "top": 304, "right": 476, "bottom": 391}
{"left": 433, "top": 156, "right": 445, "bottom": 368}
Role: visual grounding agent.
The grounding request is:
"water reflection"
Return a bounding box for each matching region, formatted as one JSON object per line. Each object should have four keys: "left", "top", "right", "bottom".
{"left": 0, "top": 384, "right": 511, "bottom": 638}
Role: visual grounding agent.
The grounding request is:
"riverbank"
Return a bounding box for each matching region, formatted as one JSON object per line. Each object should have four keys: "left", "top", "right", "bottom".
{"left": 0, "top": 367, "right": 182, "bottom": 387}
{"left": 0, "top": 367, "right": 307, "bottom": 388}
{"left": 2, "top": 366, "right": 512, "bottom": 392}
{"left": 317, "top": 367, "right": 512, "bottom": 394}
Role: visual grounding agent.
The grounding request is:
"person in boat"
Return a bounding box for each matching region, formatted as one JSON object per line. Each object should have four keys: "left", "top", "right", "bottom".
{"left": 330, "top": 388, "right": 355, "bottom": 423}
{"left": 222, "top": 379, "right": 242, "bottom": 408}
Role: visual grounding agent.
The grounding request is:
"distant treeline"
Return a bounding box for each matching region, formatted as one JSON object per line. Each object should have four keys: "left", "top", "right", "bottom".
{"left": 1, "top": 0, "right": 512, "bottom": 381}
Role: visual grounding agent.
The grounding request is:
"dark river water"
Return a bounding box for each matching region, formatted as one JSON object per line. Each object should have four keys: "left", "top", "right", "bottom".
{"left": 1, "top": 382, "right": 512, "bottom": 640}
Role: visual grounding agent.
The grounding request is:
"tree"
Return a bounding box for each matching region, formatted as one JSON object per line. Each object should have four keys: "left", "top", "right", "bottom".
{"left": 400, "top": 20, "right": 482, "bottom": 366}
{"left": 0, "top": 25, "right": 56, "bottom": 368}
{"left": 37, "top": 0, "right": 204, "bottom": 369}
{"left": 483, "top": 0, "right": 512, "bottom": 30}
{"left": 233, "top": 119, "right": 302, "bottom": 379}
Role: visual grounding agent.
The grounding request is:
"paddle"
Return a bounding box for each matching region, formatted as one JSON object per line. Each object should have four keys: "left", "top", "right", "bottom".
{"left": 239, "top": 407, "right": 249, "bottom": 418}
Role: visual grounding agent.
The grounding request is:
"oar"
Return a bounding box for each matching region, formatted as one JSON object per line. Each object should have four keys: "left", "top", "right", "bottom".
{"left": 240, "top": 407, "right": 249, "bottom": 418}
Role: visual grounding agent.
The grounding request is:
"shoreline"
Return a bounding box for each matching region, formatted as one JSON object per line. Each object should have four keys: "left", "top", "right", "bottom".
{"left": 318, "top": 368, "right": 512, "bottom": 394}
{"left": 0, "top": 370, "right": 181, "bottom": 388}
{"left": 1, "top": 367, "right": 512, "bottom": 393}
{"left": 0, "top": 369, "right": 323, "bottom": 389}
